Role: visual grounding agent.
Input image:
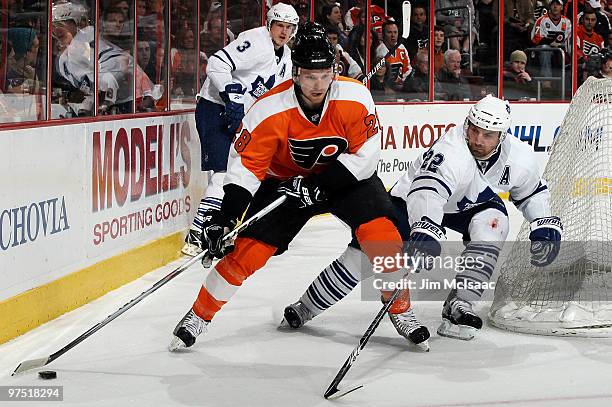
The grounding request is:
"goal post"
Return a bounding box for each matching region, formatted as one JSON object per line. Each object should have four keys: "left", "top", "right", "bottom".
{"left": 489, "top": 77, "right": 612, "bottom": 337}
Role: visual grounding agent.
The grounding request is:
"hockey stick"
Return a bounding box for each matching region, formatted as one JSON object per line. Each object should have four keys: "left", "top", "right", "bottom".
{"left": 323, "top": 287, "right": 402, "bottom": 399}
{"left": 362, "top": 1, "right": 411, "bottom": 85}
{"left": 12, "top": 195, "right": 287, "bottom": 376}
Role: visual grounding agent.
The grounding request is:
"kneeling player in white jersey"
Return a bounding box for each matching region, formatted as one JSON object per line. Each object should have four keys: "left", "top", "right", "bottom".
{"left": 183, "top": 3, "right": 298, "bottom": 257}
{"left": 283, "top": 95, "right": 563, "bottom": 341}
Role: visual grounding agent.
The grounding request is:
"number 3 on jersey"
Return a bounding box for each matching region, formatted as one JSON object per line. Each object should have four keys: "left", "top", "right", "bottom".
{"left": 236, "top": 41, "right": 251, "bottom": 52}
{"left": 420, "top": 150, "right": 445, "bottom": 173}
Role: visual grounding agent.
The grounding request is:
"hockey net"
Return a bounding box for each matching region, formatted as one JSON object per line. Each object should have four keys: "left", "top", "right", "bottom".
{"left": 489, "top": 77, "right": 612, "bottom": 337}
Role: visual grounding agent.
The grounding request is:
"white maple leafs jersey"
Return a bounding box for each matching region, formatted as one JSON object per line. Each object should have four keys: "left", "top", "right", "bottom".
{"left": 390, "top": 125, "right": 552, "bottom": 226}
{"left": 198, "top": 26, "right": 292, "bottom": 110}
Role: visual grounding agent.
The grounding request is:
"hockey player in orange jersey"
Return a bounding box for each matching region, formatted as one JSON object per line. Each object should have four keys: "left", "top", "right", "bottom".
{"left": 169, "top": 22, "right": 409, "bottom": 351}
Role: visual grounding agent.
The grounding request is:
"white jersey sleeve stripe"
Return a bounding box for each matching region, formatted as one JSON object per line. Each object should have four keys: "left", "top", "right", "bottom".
{"left": 511, "top": 181, "right": 548, "bottom": 207}
{"left": 412, "top": 175, "right": 453, "bottom": 196}
{"left": 407, "top": 186, "right": 440, "bottom": 197}
{"left": 218, "top": 49, "right": 236, "bottom": 71}
{"left": 211, "top": 53, "right": 233, "bottom": 70}
{"left": 337, "top": 134, "right": 380, "bottom": 181}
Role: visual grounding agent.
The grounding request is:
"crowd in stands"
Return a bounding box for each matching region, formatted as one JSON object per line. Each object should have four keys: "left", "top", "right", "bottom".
{"left": 2, "top": 0, "right": 612, "bottom": 123}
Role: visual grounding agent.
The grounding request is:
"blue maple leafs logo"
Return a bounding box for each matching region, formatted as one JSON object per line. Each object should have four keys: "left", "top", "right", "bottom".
{"left": 249, "top": 75, "right": 276, "bottom": 99}
{"left": 457, "top": 188, "right": 498, "bottom": 211}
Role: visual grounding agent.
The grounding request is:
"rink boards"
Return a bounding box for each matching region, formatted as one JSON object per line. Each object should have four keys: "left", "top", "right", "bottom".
{"left": 0, "top": 102, "right": 568, "bottom": 344}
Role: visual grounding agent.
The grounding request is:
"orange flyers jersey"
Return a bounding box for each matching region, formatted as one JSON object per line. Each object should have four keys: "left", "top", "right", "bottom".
{"left": 224, "top": 77, "right": 382, "bottom": 196}
{"left": 375, "top": 42, "right": 412, "bottom": 82}
{"left": 576, "top": 26, "right": 604, "bottom": 60}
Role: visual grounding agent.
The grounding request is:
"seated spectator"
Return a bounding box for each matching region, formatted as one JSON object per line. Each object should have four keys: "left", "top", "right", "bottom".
{"left": 171, "top": 27, "right": 199, "bottom": 98}
{"left": 326, "top": 26, "right": 364, "bottom": 80}
{"left": 503, "top": 50, "right": 536, "bottom": 100}
{"left": 582, "top": 0, "right": 611, "bottom": 39}
{"left": 402, "top": 49, "right": 436, "bottom": 100}
{"left": 370, "top": 57, "right": 397, "bottom": 101}
{"left": 406, "top": 4, "right": 429, "bottom": 60}
{"left": 599, "top": 48, "right": 612, "bottom": 77}
{"left": 6, "top": 28, "right": 42, "bottom": 94}
{"left": 375, "top": 20, "right": 412, "bottom": 88}
{"left": 435, "top": 0, "right": 478, "bottom": 55}
{"left": 436, "top": 49, "right": 472, "bottom": 100}
{"left": 433, "top": 25, "right": 446, "bottom": 74}
{"left": 347, "top": 25, "right": 367, "bottom": 74}
{"left": 577, "top": 9, "right": 606, "bottom": 83}
{"left": 531, "top": 0, "right": 572, "bottom": 83}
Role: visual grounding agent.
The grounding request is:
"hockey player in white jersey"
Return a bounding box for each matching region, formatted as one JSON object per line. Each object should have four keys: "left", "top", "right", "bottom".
{"left": 283, "top": 95, "right": 563, "bottom": 341}
{"left": 183, "top": 3, "right": 298, "bottom": 258}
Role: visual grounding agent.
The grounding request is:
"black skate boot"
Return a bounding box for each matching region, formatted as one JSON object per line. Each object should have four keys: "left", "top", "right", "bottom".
{"left": 169, "top": 309, "right": 209, "bottom": 351}
{"left": 282, "top": 301, "right": 315, "bottom": 329}
{"left": 437, "top": 297, "right": 482, "bottom": 340}
{"left": 388, "top": 308, "right": 431, "bottom": 351}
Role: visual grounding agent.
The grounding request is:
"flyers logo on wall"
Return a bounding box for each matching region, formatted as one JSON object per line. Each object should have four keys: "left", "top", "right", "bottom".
{"left": 91, "top": 119, "right": 194, "bottom": 245}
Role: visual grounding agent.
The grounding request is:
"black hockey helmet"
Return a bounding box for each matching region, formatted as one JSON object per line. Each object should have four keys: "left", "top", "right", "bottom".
{"left": 291, "top": 21, "right": 336, "bottom": 70}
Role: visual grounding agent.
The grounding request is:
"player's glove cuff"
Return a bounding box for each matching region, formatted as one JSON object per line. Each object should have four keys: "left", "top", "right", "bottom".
{"left": 528, "top": 216, "right": 563, "bottom": 267}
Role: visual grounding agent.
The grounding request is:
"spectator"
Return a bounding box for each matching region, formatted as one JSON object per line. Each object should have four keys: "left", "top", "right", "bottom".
{"left": 326, "top": 26, "right": 364, "bottom": 80}
{"left": 202, "top": 16, "right": 226, "bottom": 57}
{"left": 531, "top": 0, "right": 572, "bottom": 83}
{"left": 503, "top": 49, "right": 536, "bottom": 99}
{"left": 347, "top": 25, "right": 367, "bottom": 74}
{"left": 434, "top": 25, "right": 446, "bottom": 74}
{"left": 435, "top": 0, "right": 478, "bottom": 55}
{"left": 406, "top": 5, "right": 429, "bottom": 60}
{"left": 599, "top": 48, "right": 612, "bottom": 77}
{"left": 583, "top": 0, "right": 611, "bottom": 39}
{"left": 6, "top": 27, "right": 41, "bottom": 94}
{"left": 375, "top": 20, "right": 412, "bottom": 88}
{"left": 320, "top": 3, "right": 348, "bottom": 47}
{"left": 436, "top": 48, "right": 472, "bottom": 100}
{"left": 577, "top": 10, "right": 605, "bottom": 62}
{"left": 504, "top": 0, "right": 534, "bottom": 59}
{"left": 369, "top": 57, "right": 396, "bottom": 101}
{"left": 228, "top": 0, "right": 260, "bottom": 35}
{"left": 402, "top": 49, "right": 436, "bottom": 100}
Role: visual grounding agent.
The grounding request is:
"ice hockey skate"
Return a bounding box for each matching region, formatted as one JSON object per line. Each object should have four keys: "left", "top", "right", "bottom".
{"left": 181, "top": 229, "right": 203, "bottom": 257}
{"left": 281, "top": 301, "right": 315, "bottom": 329}
{"left": 437, "top": 297, "right": 483, "bottom": 340}
{"left": 169, "top": 309, "right": 209, "bottom": 351}
{"left": 388, "top": 308, "right": 431, "bottom": 351}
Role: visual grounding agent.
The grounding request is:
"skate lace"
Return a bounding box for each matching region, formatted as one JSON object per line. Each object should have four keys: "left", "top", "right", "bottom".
{"left": 391, "top": 308, "right": 422, "bottom": 333}
{"left": 183, "top": 310, "right": 206, "bottom": 336}
{"left": 450, "top": 299, "right": 475, "bottom": 316}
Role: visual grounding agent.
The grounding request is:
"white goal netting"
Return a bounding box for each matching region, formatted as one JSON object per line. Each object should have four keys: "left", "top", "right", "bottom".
{"left": 489, "top": 77, "right": 612, "bottom": 337}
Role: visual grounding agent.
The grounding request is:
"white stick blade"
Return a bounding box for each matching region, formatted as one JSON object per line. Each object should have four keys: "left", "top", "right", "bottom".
{"left": 402, "top": 1, "right": 412, "bottom": 39}
{"left": 12, "top": 356, "right": 50, "bottom": 375}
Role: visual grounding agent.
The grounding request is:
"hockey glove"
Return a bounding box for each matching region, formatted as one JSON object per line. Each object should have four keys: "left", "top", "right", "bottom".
{"left": 277, "top": 176, "right": 327, "bottom": 209}
{"left": 529, "top": 216, "right": 563, "bottom": 267}
{"left": 200, "top": 210, "right": 238, "bottom": 268}
{"left": 219, "top": 83, "right": 246, "bottom": 134}
{"left": 407, "top": 217, "right": 446, "bottom": 271}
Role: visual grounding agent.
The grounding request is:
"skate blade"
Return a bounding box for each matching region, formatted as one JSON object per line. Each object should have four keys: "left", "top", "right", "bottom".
{"left": 437, "top": 319, "right": 477, "bottom": 341}
{"left": 168, "top": 336, "right": 188, "bottom": 352}
{"left": 181, "top": 243, "right": 202, "bottom": 257}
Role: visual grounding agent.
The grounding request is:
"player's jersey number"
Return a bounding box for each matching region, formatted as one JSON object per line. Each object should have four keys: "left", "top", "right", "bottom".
{"left": 420, "top": 150, "right": 445, "bottom": 173}
{"left": 234, "top": 128, "right": 252, "bottom": 152}
{"left": 236, "top": 41, "right": 251, "bottom": 52}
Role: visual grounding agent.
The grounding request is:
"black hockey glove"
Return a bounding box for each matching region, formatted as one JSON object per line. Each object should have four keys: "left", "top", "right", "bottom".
{"left": 528, "top": 216, "right": 563, "bottom": 267}
{"left": 200, "top": 209, "right": 238, "bottom": 268}
{"left": 219, "top": 83, "right": 246, "bottom": 134}
{"left": 407, "top": 217, "right": 446, "bottom": 271}
{"left": 277, "top": 176, "right": 327, "bottom": 209}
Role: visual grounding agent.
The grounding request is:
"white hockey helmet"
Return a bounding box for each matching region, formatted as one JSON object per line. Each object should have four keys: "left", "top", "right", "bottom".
{"left": 467, "top": 94, "right": 512, "bottom": 135}
{"left": 266, "top": 3, "right": 299, "bottom": 37}
{"left": 52, "top": 1, "right": 89, "bottom": 26}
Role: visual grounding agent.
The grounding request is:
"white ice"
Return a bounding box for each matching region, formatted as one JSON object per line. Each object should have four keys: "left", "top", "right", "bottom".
{"left": 1, "top": 208, "right": 612, "bottom": 407}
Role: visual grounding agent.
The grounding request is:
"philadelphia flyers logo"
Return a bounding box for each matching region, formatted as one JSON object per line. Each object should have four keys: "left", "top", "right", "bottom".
{"left": 288, "top": 136, "right": 348, "bottom": 169}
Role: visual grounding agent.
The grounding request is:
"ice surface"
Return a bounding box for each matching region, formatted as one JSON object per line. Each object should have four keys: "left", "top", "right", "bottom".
{"left": 1, "top": 209, "right": 612, "bottom": 406}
